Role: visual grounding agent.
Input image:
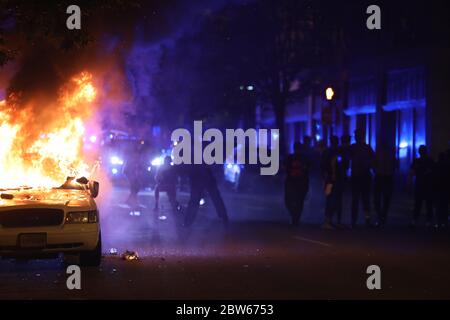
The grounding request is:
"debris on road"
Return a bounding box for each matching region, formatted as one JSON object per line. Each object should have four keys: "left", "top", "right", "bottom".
{"left": 122, "top": 250, "right": 139, "bottom": 261}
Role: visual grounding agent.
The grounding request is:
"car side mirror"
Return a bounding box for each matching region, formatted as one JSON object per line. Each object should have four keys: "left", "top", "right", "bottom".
{"left": 88, "top": 181, "right": 100, "bottom": 198}
{"left": 76, "top": 177, "right": 89, "bottom": 184}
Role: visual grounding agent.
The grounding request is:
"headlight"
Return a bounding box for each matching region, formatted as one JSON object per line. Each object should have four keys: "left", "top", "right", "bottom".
{"left": 151, "top": 156, "right": 163, "bottom": 166}
{"left": 110, "top": 156, "right": 124, "bottom": 165}
{"left": 66, "top": 210, "right": 98, "bottom": 224}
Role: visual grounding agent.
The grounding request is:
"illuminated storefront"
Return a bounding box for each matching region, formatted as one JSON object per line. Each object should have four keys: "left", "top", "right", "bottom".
{"left": 257, "top": 51, "right": 449, "bottom": 169}
{"left": 344, "top": 77, "right": 377, "bottom": 149}
{"left": 383, "top": 67, "right": 426, "bottom": 172}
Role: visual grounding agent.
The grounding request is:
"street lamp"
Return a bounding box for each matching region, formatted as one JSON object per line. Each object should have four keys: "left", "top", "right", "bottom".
{"left": 323, "top": 87, "right": 335, "bottom": 145}
{"left": 325, "top": 87, "right": 334, "bottom": 101}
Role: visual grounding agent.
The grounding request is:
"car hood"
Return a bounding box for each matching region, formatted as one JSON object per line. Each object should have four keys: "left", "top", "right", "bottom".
{"left": 0, "top": 188, "right": 95, "bottom": 211}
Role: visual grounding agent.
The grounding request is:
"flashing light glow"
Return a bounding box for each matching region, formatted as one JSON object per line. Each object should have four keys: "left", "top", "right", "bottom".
{"left": 151, "top": 156, "right": 163, "bottom": 166}
{"left": 247, "top": 85, "right": 254, "bottom": 91}
{"left": 89, "top": 135, "right": 97, "bottom": 143}
{"left": 147, "top": 166, "right": 152, "bottom": 172}
{"left": 399, "top": 141, "right": 409, "bottom": 149}
{"left": 110, "top": 156, "right": 124, "bottom": 165}
{"left": 111, "top": 168, "right": 118, "bottom": 175}
{"left": 199, "top": 198, "right": 206, "bottom": 206}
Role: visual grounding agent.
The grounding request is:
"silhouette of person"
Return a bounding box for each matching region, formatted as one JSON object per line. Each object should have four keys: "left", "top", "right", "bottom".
{"left": 349, "top": 129, "right": 375, "bottom": 227}
{"left": 321, "top": 136, "right": 345, "bottom": 229}
{"left": 284, "top": 141, "right": 310, "bottom": 226}
{"left": 340, "top": 135, "right": 351, "bottom": 176}
{"left": 373, "top": 143, "right": 396, "bottom": 227}
{"left": 154, "top": 156, "right": 180, "bottom": 213}
{"left": 410, "top": 145, "right": 434, "bottom": 227}
{"left": 183, "top": 165, "right": 228, "bottom": 227}
{"left": 124, "top": 144, "right": 146, "bottom": 208}
{"left": 302, "top": 136, "right": 313, "bottom": 157}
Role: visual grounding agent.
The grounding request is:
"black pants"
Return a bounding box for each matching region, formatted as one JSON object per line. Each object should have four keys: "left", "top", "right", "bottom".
{"left": 351, "top": 174, "right": 372, "bottom": 225}
{"left": 285, "top": 180, "right": 309, "bottom": 222}
{"left": 154, "top": 184, "right": 179, "bottom": 212}
{"left": 414, "top": 185, "right": 433, "bottom": 222}
{"left": 325, "top": 183, "right": 343, "bottom": 223}
{"left": 374, "top": 174, "right": 393, "bottom": 225}
{"left": 184, "top": 183, "right": 228, "bottom": 226}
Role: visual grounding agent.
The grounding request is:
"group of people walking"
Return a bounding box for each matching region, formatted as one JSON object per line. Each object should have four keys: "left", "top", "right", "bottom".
{"left": 284, "top": 129, "right": 450, "bottom": 229}
{"left": 123, "top": 130, "right": 449, "bottom": 230}
{"left": 126, "top": 151, "right": 229, "bottom": 227}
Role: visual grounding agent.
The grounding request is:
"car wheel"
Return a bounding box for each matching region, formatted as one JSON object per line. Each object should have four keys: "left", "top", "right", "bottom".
{"left": 79, "top": 233, "right": 102, "bottom": 267}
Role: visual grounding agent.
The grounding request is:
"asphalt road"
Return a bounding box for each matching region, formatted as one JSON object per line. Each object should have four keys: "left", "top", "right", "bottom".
{"left": 1, "top": 185, "right": 450, "bottom": 300}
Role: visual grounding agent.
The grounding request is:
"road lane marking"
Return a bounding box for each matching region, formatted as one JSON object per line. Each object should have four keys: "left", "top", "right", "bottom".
{"left": 292, "top": 236, "right": 333, "bottom": 248}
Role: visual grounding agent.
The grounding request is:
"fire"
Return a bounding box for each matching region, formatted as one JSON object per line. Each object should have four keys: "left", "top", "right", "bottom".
{"left": 0, "top": 72, "right": 97, "bottom": 189}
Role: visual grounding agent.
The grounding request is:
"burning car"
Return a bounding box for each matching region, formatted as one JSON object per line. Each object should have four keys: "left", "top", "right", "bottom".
{"left": 0, "top": 71, "right": 104, "bottom": 266}
{"left": 0, "top": 177, "right": 102, "bottom": 266}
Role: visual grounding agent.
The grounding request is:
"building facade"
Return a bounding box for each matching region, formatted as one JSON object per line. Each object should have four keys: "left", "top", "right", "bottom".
{"left": 257, "top": 49, "right": 450, "bottom": 172}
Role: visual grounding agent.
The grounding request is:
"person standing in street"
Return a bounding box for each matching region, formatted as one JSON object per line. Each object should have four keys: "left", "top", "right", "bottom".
{"left": 124, "top": 143, "right": 146, "bottom": 208}
{"left": 284, "top": 141, "right": 311, "bottom": 226}
{"left": 183, "top": 165, "right": 228, "bottom": 227}
{"left": 349, "top": 129, "right": 375, "bottom": 228}
{"left": 373, "top": 143, "right": 397, "bottom": 227}
{"left": 321, "top": 136, "right": 346, "bottom": 229}
{"left": 410, "top": 145, "right": 435, "bottom": 227}
{"left": 154, "top": 156, "right": 181, "bottom": 213}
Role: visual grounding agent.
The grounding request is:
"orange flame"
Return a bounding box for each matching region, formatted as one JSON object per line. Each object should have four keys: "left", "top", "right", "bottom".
{"left": 0, "top": 72, "right": 97, "bottom": 188}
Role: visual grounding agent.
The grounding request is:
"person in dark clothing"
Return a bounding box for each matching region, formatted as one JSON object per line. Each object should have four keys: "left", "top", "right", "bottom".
{"left": 124, "top": 144, "right": 146, "bottom": 208}
{"left": 301, "top": 135, "right": 315, "bottom": 165}
{"left": 340, "top": 135, "right": 352, "bottom": 176}
{"left": 434, "top": 152, "right": 449, "bottom": 228}
{"left": 284, "top": 141, "right": 310, "bottom": 226}
{"left": 410, "top": 145, "right": 435, "bottom": 227}
{"left": 321, "top": 136, "right": 346, "bottom": 229}
{"left": 183, "top": 165, "right": 228, "bottom": 227}
{"left": 154, "top": 156, "right": 180, "bottom": 213}
{"left": 373, "top": 143, "right": 397, "bottom": 227}
{"left": 350, "top": 130, "right": 375, "bottom": 228}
